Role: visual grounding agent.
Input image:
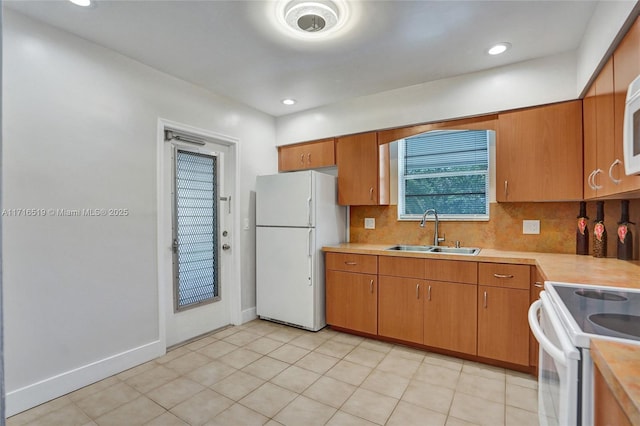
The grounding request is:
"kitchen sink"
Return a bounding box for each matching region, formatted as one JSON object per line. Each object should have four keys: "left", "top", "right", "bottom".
{"left": 385, "top": 245, "right": 481, "bottom": 256}
{"left": 385, "top": 245, "right": 435, "bottom": 252}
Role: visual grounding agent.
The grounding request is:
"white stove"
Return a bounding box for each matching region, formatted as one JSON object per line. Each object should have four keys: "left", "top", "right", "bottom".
{"left": 529, "top": 282, "right": 640, "bottom": 426}
{"left": 546, "top": 282, "right": 640, "bottom": 348}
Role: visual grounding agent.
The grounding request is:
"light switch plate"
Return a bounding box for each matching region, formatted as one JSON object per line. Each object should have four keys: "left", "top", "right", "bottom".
{"left": 364, "top": 218, "right": 375, "bottom": 229}
{"left": 523, "top": 220, "right": 540, "bottom": 234}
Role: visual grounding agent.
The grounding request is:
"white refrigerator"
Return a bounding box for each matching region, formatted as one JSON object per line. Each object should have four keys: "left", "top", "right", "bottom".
{"left": 256, "top": 171, "right": 346, "bottom": 331}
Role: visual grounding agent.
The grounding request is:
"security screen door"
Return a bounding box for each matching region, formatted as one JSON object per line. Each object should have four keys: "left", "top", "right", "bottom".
{"left": 173, "top": 147, "right": 220, "bottom": 311}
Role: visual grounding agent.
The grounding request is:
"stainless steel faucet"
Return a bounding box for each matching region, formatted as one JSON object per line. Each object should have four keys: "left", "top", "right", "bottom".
{"left": 420, "top": 208, "right": 445, "bottom": 246}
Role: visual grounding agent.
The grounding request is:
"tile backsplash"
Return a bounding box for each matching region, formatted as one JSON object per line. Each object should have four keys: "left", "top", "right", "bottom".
{"left": 350, "top": 200, "right": 640, "bottom": 258}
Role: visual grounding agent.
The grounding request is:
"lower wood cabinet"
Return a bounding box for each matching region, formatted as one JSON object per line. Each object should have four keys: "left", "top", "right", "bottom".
{"left": 326, "top": 253, "right": 533, "bottom": 368}
{"left": 378, "top": 276, "right": 424, "bottom": 344}
{"left": 326, "top": 270, "right": 377, "bottom": 334}
{"left": 594, "top": 364, "right": 632, "bottom": 426}
{"left": 477, "top": 285, "right": 530, "bottom": 366}
{"left": 424, "top": 280, "right": 477, "bottom": 355}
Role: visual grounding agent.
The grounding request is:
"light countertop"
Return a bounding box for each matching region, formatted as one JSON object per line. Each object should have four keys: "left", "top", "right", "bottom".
{"left": 322, "top": 243, "right": 640, "bottom": 288}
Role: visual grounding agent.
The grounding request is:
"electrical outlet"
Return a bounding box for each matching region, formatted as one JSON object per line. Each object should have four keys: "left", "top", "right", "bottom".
{"left": 523, "top": 220, "right": 540, "bottom": 235}
{"left": 364, "top": 218, "right": 376, "bottom": 229}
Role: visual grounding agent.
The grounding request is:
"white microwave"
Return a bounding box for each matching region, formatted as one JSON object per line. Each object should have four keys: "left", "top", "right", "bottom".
{"left": 624, "top": 74, "right": 640, "bottom": 175}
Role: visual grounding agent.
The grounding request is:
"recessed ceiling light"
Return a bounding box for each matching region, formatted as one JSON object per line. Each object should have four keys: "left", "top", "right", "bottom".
{"left": 488, "top": 42, "right": 511, "bottom": 56}
{"left": 282, "top": 99, "right": 297, "bottom": 105}
{"left": 69, "top": 0, "right": 92, "bottom": 6}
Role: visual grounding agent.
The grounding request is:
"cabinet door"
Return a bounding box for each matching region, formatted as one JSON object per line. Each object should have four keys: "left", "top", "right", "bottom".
{"left": 423, "top": 281, "right": 477, "bottom": 355}
{"left": 594, "top": 364, "right": 633, "bottom": 426}
{"left": 595, "top": 58, "right": 616, "bottom": 197}
{"left": 279, "top": 139, "right": 335, "bottom": 172}
{"left": 613, "top": 16, "right": 640, "bottom": 194}
{"left": 378, "top": 276, "right": 423, "bottom": 344}
{"left": 584, "top": 84, "right": 598, "bottom": 199}
{"left": 279, "top": 144, "right": 308, "bottom": 172}
{"left": 497, "top": 100, "right": 583, "bottom": 202}
{"left": 325, "top": 270, "right": 377, "bottom": 334}
{"left": 477, "top": 286, "right": 529, "bottom": 366}
{"left": 336, "top": 132, "right": 390, "bottom": 206}
{"left": 305, "top": 139, "right": 336, "bottom": 169}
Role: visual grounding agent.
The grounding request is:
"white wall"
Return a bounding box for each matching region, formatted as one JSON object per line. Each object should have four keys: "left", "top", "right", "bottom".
{"left": 275, "top": 52, "right": 578, "bottom": 145}
{"left": 2, "top": 10, "right": 276, "bottom": 415}
{"left": 576, "top": 0, "right": 639, "bottom": 95}
{"left": 276, "top": 2, "right": 638, "bottom": 146}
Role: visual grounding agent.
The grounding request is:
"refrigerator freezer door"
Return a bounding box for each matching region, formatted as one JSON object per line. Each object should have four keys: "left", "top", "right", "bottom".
{"left": 256, "top": 172, "right": 314, "bottom": 227}
{"left": 256, "top": 226, "right": 320, "bottom": 330}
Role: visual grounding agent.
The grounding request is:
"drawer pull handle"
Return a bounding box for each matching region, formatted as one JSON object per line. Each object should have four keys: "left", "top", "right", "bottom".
{"left": 484, "top": 290, "right": 488, "bottom": 308}
{"left": 493, "top": 273, "right": 514, "bottom": 279}
{"left": 534, "top": 282, "right": 544, "bottom": 288}
{"left": 428, "top": 285, "right": 432, "bottom": 301}
{"left": 416, "top": 284, "right": 420, "bottom": 299}
{"left": 370, "top": 279, "right": 374, "bottom": 293}
{"left": 344, "top": 261, "right": 357, "bottom": 265}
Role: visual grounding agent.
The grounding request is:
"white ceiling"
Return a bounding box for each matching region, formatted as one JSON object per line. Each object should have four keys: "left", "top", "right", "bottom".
{"left": 5, "top": 0, "right": 599, "bottom": 117}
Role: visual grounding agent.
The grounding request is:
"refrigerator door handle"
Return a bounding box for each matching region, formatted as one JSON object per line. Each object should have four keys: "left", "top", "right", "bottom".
{"left": 307, "top": 229, "right": 313, "bottom": 285}
{"left": 307, "top": 197, "right": 312, "bottom": 226}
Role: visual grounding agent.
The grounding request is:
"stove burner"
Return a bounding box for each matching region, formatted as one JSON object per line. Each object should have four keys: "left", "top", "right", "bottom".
{"left": 588, "top": 313, "right": 640, "bottom": 339}
{"left": 574, "top": 289, "right": 628, "bottom": 302}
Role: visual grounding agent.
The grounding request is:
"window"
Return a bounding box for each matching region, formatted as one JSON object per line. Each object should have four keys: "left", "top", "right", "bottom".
{"left": 398, "top": 130, "right": 490, "bottom": 221}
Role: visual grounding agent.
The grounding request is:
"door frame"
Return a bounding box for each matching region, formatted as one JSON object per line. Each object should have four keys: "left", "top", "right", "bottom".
{"left": 157, "top": 118, "right": 241, "bottom": 350}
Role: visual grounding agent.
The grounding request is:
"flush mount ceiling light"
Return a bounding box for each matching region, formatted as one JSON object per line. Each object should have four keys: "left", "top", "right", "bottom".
{"left": 69, "top": 0, "right": 92, "bottom": 6}
{"left": 282, "top": 98, "right": 297, "bottom": 105}
{"left": 488, "top": 42, "right": 512, "bottom": 55}
{"left": 276, "top": 0, "right": 349, "bottom": 40}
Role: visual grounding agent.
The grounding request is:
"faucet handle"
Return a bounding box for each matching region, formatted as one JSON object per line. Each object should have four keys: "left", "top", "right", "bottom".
{"left": 455, "top": 240, "right": 461, "bottom": 248}
{"left": 437, "top": 234, "right": 446, "bottom": 243}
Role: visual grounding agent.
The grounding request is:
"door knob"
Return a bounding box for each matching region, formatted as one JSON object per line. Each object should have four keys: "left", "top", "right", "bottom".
{"left": 222, "top": 244, "right": 231, "bottom": 250}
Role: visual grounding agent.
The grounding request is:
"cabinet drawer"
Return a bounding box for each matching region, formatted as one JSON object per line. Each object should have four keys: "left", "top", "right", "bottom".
{"left": 478, "top": 263, "right": 530, "bottom": 290}
{"left": 379, "top": 256, "right": 425, "bottom": 279}
{"left": 326, "top": 252, "right": 377, "bottom": 274}
{"left": 425, "top": 259, "right": 477, "bottom": 284}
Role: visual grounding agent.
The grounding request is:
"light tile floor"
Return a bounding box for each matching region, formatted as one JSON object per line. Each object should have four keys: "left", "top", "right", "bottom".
{"left": 8, "top": 320, "right": 540, "bottom": 426}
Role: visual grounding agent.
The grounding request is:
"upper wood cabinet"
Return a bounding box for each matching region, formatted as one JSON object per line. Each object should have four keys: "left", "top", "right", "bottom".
{"left": 496, "top": 100, "right": 583, "bottom": 202}
{"left": 278, "top": 138, "right": 335, "bottom": 172}
{"left": 336, "top": 132, "right": 390, "bottom": 206}
{"left": 613, "top": 16, "right": 640, "bottom": 194}
{"left": 584, "top": 58, "right": 617, "bottom": 198}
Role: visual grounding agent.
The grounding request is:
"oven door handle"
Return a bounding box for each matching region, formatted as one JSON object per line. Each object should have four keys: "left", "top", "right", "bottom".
{"left": 528, "top": 296, "right": 578, "bottom": 366}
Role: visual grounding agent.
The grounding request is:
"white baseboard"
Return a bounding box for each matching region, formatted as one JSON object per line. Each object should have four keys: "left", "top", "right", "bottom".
{"left": 6, "top": 339, "right": 165, "bottom": 417}
{"left": 240, "top": 307, "right": 257, "bottom": 325}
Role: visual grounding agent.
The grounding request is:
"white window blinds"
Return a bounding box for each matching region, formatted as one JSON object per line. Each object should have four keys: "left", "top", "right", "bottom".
{"left": 398, "top": 130, "right": 489, "bottom": 220}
